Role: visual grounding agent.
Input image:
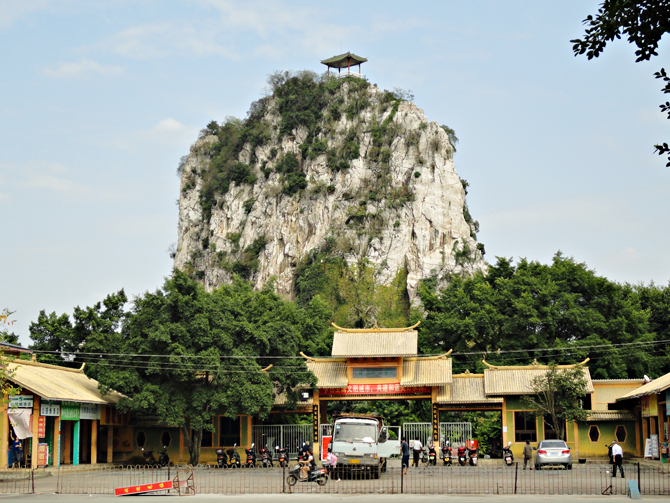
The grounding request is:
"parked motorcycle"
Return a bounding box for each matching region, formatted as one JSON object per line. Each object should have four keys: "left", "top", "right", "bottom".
{"left": 275, "top": 446, "right": 288, "bottom": 468}
{"left": 503, "top": 441, "right": 514, "bottom": 466}
{"left": 287, "top": 464, "right": 328, "bottom": 486}
{"left": 457, "top": 446, "right": 468, "bottom": 466}
{"left": 259, "top": 445, "right": 273, "bottom": 468}
{"left": 226, "top": 443, "right": 241, "bottom": 468}
{"left": 142, "top": 449, "right": 157, "bottom": 466}
{"left": 467, "top": 439, "right": 478, "bottom": 467}
{"left": 245, "top": 443, "right": 257, "bottom": 468}
{"left": 441, "top": 441, "right": 452, "bottom": 466}
{"left": 428, "top": 444, "right": 437, "bottom": 466}
{"left": 158, "top": 447, "right": 170, "bottom": 467}
{"left": 420, "top": 446, "right": 429, "bottom": 464}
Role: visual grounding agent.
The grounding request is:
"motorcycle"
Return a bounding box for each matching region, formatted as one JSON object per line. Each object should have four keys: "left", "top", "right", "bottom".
{"left": 287, "top": 463, "right": 328, "bottom": 486}
{"left": 420, "top": 446, "right": 429, "bottom": 464}
{"left": 275, "top": 446, "right": 288, "bottom": 468}
{"left": 428, "top": 444, "right": 437, "bottom": 466}
{"left": 226, "top": 443, "right": 241, "bottom": 468}
{"left": 503, "top": 441, "right": 514, "bottom": 466}
{"left": 259, "top": 445, "right": 273, "bottom": 468}
{"left": 158, "top": 447, "right": 170, "bottom": 467}
{"left": 441, "top": 441, "right": 452, "bottom": 466}
{"left": 245, "top": 443, "right": 257, "bottom": 468}
{"left": 142, "top": 448, "right": 157, "bottom": 466}
{"left": 468, "top": 447, "right": 478, "bottom": 466}
{"left": 457, "top": 446, "right": 468, "bottom": 466}
{"left": 216, "top": 448, "right": 226, "bottom": 468}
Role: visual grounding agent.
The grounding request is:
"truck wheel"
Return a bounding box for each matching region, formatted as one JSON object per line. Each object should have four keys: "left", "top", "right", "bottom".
{"left": 373, "top": 466, "right": 380, "bottom": 479}
{"left": 287, "top": 475, "right": 298, "bottom": 486}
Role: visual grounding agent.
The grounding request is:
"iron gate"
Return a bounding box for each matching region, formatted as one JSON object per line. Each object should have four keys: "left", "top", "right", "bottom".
{"left": 251, "top": 424, "right": 311, "bottom": 460}
{"left": 403, "top": 422, "right": 472, "bottom": 447}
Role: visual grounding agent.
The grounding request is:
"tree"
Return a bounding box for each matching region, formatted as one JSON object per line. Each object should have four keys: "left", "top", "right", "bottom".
{"left": 0, "top": 309, "right": 21, "bottom": 399}
{"left": 78, "top": 271, "right": 319, "bottom": 465}
{"left": 571, "top": 1, "right": 670, "bottom": 165}
{"left": 418, "top": 253, "right": 660, "bottom": 379}
{"left": 522, "top": 364, "right": 590, "bottom": 441}
{"left": 0, "top": 308, "right": 19, "bottom": 345}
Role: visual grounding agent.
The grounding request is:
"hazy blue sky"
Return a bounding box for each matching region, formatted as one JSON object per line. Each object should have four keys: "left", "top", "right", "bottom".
{"left": 2, "top": 1, "right": 669, "bottom": 345}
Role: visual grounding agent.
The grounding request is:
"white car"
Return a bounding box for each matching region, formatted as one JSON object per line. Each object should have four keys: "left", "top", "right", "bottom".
{"left": 535, "top": 440, "right": 572, "bottom": 470}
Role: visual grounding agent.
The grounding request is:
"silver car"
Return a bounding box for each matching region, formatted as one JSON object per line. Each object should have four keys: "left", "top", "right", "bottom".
{"left": 534, "top": 440, "right": 572, "bottom": 470}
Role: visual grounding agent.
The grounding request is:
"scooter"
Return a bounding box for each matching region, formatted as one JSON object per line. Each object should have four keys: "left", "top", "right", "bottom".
{"left": 245, "top": 443, "right": 257, "bottom": 468}
{"left": 441, "top": 441, "right": 452, "bottom": 466}
{"left": 503, "top": 441, "right": 514, "bottom": 466}
{"left": 216, "top": 448, "right": 226, "bottom": 468}
{"left": 468, "top": 446, "right": 478, "bottom": 466}
{"left": 287, "top": 463, "right": 328, "bottom": 486}
{"left": 457, "top": 446, "right": 468, "bottom": 466}
{"left": 142, "top": 448, "right": 157, "bottom": 466}
{"left": 158, "top": 447, "right": 170, "bottom": 467}
{"left": 428, "top": 444, "right": 437, "bottom": 466}
{"left": 226, "top": 443, "right": 241, "bottom": 468}
{"left": 420, "top": 446, "right": 429, "bottom": 464}
{"left": 276, "top": 446, "right": 288, "bottom": 468}
{"left": 259, "top": 445, "right": 273, "bottom": 468}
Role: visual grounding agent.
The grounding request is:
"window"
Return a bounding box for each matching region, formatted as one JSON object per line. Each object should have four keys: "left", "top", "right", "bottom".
{"left": 201, "top": 425, "right": 213, "bottom": 448}
{"left": 588, "top": 425, "right": 600, "bottom": 442}
{"left": 543, "top": 417, "right": 565, "bottom": 440}
{"left": 136, "top": 431, "right": 147, "bottom": 448}
{"left": 352, "top": 367, "right": 397, "bottom": 379}
{"left": 615, "top": 425, "right": 627, "bottom": 443}
{"left": 160, "top": 431, "right": 172, "bottom": 448}
{"left": 219, "top": 416, "right": 241, "bottom": 447}
{"left": 514, "top": 412, "right": 537, "bottom": 442}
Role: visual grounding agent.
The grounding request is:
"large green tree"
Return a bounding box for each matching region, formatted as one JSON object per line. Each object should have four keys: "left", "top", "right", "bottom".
{"left": 571, "top": 0, "right": 670, "bottom": 165}
{"left": 30, "top": 271, "right": 329, "bottom": 465}
{"left": 419, "top": 253, "right": 662, "bottom": 379}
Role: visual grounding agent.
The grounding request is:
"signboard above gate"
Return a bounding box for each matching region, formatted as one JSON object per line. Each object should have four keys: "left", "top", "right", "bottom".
{"left": 324, "top": 384, "right": 431, "bottom": 396}
{"left": 9, "top": 395, "right": 33, "bottom": 408}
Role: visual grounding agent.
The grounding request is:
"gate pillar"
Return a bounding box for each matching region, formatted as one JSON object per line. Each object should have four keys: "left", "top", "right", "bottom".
{"left": 312, "top": 391, "right": 320, "bottom": 457}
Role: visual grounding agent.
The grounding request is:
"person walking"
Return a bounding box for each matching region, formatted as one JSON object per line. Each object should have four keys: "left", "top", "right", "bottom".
{"left": 522, "top": 440, "right": 533, "bottom": 470}
{"left": 412, "top": 437, "right": 423, "bottom": 467}
{"left": 401, "top": 437, "right": 410, "bottom": 475}
{"left": 326, "top": 446, "right": 340, "bottom": 482}
{"left": 611, "top": 440, "right": 624, "bottom": 478}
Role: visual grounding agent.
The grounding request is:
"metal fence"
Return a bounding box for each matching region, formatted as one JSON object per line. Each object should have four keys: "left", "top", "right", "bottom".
{"left": 6, "top": 462, "right": 670, "bottom": 495}
{"left": 0, "top": 469, "right": 33, "bottom": 494}
{"left": 251, "top": 424, "right": 311, "bottom": 460}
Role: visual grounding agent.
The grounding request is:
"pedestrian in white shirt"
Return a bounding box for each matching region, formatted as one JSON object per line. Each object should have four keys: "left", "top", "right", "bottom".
{"left": 412, "top": 437, "right": 423, "bottom": 467}
{"left": 611, "top": 440, "right": 624, "bottom": 478}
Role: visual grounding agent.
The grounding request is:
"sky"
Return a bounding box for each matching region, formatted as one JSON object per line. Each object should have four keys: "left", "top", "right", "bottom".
{"left": 2, "top": 1, "right": 670, "bottom": 346}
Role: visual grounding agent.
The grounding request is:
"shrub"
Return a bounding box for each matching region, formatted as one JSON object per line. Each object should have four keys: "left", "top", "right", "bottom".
{"left": 243, "top": 198, "right": 255, "bottom": 214}
{"left": 414, "top": 171, "right": 421, "bottom": 178}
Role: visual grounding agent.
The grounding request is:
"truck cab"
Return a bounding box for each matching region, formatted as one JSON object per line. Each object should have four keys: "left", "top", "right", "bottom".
{"left": 330, "top": 414, "right": 400, "bottom": 478}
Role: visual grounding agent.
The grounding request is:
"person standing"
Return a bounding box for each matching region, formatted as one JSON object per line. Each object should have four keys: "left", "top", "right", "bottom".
{"left": 401, "top": 437, "right": 410, "bottom": 475}
{"left": 522, "top": 441, "right": 533, "bottom": 470}
{"left": 9, "top": 435, "right": 22, "bottom": 468}
{"left": 611, "top": 440, "right": 624, "bottom": 478}
{"left": 326, "top": 446, "right": 340, "bottom": 482}
{"left": 412, "top": 437, "right": 423, "bottom": 467}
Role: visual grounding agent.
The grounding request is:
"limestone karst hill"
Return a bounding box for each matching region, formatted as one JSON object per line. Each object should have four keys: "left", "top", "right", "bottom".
{"left": 174, "top": 70, "right": 486, "bottom": 324}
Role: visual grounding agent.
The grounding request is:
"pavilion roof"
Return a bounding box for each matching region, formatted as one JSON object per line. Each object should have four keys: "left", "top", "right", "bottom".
{"left": 436, "top": 374, "right": 503, "bottom": 405}
{"left": 330, "top": 322, "right": 419, "bottom": 357}
{"left": 321, "top": 52, "right": 367, "bottom": 68}
{"left": 483, "top": 359, "right": 594, "bottom": 395}
{"left": 616, "top": 371, "right": 670, "bottom": 400}
{"left": 305, "top": 360, "right": 348, "bottom": 388}
{"left": 401, "top": 356, "right": 452, "bottom": 386}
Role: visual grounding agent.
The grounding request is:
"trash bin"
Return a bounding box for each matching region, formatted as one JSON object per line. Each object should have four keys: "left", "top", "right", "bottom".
{"left": 661, "top": 442, "right": 668, "bottom": 464}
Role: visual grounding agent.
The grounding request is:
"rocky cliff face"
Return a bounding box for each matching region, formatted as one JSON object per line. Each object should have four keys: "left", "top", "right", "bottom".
{"left": 174, "top": 73, "right": 485, "bottom": 306}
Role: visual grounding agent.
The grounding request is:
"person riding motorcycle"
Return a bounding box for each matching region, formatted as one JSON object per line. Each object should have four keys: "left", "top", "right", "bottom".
{"left": 300, "top": 448, "right": 314, "bottom": 479}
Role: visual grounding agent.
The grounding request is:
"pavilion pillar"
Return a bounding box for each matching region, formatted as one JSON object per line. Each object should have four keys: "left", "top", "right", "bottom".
{"left": 635, "top": 407, "right": 642, "bottom": 457}
{"left": 658, "top": 401, "right": 665, "bottom": 444}
{"left": 31, "top": 396, "right": 40, "bottom": 468}
{"left": 1, "top": 393, "right": 8, "bottom": 468}
{"left": 501, "top": 398, "right": 508, "bottom": 446}
{"left": 107, "top": 426, "right": 114, "bottom": 463}
{"left": 650, "top": 416, "right": 657, "bottom": 436}
{"left": 73, "top": 420, "right": 81, "bottom": 466}
{"left": 91, "top": 420, "right": 98, "bottom": 464}
{"left": 53, "top": 417, "right": 60, "bottom": 467}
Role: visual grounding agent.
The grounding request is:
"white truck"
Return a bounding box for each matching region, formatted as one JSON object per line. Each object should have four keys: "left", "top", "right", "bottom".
{"left": 330, "top": 414, "right": 400, "bottom": 478}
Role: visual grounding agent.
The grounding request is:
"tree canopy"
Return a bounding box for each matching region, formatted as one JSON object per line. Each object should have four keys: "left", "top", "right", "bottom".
{"left": 418, "top": 253, "right": 670, "bottom": 379}
{"left": 571, "top": 0, "right": 670, "bottom": 165}
{"left": 29, "top": 271, "right": 332, "bottom": 464}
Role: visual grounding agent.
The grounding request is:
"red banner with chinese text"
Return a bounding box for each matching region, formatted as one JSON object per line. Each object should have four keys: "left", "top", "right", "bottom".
{"left": 36, "top": 443, "right": 48, "bottom": 466}
{"left": 115, "top": 480, "right": 173, "bottom": 496}
{"left": 323, "top": 383, "right": 431, "bottom": 395}
{"left": 37, "top": 416, "right": 46, "bottom": 438}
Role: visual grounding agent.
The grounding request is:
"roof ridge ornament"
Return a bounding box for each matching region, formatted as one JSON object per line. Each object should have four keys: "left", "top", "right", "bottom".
{"left": 330, "top": 321, "right": 420, "bottom": 333}
{"left": 481, "top": 358, "right": 590, "bottom": 370}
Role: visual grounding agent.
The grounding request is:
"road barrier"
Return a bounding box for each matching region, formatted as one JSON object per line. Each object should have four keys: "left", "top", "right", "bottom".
{"left": 3, "top": 462, "right": 666, "bottom": 495}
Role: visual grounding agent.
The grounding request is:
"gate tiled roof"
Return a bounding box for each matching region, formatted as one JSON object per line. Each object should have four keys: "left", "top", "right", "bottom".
{"left": 436, "top": 374, "right": 503, "bottom": 404}
{"left": 483, "top": 360, "right": 594, "bottom": 395}
{"left": 401, "top": 357, "right": 451, "bottom": 386}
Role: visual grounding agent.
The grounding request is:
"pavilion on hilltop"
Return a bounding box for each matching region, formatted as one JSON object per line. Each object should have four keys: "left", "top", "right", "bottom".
{"left": 321, "top": 52, "right": 367, "bottom": 78}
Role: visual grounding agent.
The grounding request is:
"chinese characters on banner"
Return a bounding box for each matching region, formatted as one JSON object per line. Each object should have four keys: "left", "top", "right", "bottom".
{"left": 60, "top": 402, "right": 80, "bottom": 421}
{"left": 36, "top": 443, "right": 48, "bottom": 466}
{"left": 40, "top": 401, "right": 60, "bottom": 417}
{"left": 641, "top": 394, "right": 658, "bottom": 418}
{"left": 432, "top": 403, "right": 439, "bottom": 442}
{"left": 312, "top": 405, "right": 319, "bottom": 443}
{"left": 37, "top": 416, "right": 46, "bottom": 438}
{"left": 325, "top": 384, "right": 431, "bottom": 396}
{"left": 114, "top": 481, "right": 173, "bottom": 496}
